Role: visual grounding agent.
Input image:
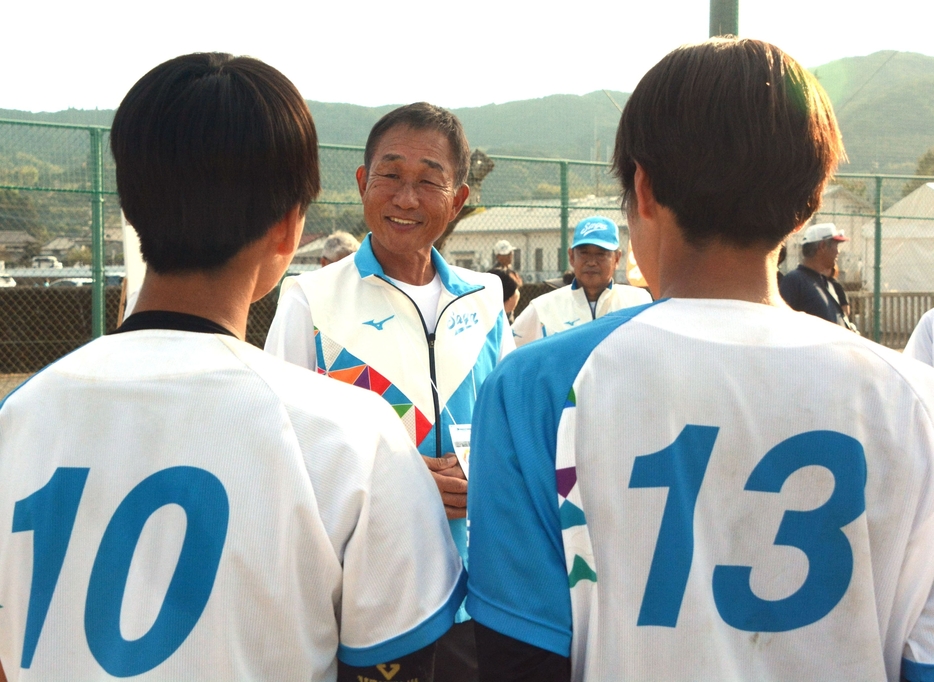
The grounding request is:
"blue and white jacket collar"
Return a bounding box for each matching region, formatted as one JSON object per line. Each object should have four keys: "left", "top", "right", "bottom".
{"left": 354, "top": 234, "right": 481, "bottom": 297}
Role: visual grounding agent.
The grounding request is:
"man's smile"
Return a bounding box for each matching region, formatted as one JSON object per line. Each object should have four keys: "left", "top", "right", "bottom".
{"left": 387, "top": 216, "right": 418, "bottom": 226}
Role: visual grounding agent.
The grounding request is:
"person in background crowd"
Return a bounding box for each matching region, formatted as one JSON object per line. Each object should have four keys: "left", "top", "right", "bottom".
{"left": 825, "top": 264, "right": 852, "bottom": 320}
{"left": 779, "top": 223, "right": 856, "bottom": 330}
{"left": 905, "top": 308, "right": 934, "bottom": 365}
{"left": 543, "top": 270, "right": 576, "bottom": 290}
{"left": 492, "top": 239, "right": 523, "bottom": 286}
{"left": 487, "top": 268, "right": 521, "bottom": 320}
{"left": 319, "top": 230, "right": 359, "bottom": 266}
{"left": 0, "top": 54, "right": 463, "bottom": 682}
{"left": 510, "top": 216, "right": 651, "bottom": 347}
{"left": 467, "top": 37, "right": 934, "bottom": 682}
{"left": 264, "top": 102, "right": 514, "bottom": 682}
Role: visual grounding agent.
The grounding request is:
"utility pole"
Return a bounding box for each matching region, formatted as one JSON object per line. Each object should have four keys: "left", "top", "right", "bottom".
{"left": 709, "top": 0, "right": 738, "bottom": 37}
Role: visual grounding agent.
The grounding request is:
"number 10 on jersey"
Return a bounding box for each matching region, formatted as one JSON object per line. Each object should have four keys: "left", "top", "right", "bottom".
{"left": 12, "top": 466, "right": 229, "bottom": 676}
{"left": 629, "top": 425, "right": 866, "bottom": 633}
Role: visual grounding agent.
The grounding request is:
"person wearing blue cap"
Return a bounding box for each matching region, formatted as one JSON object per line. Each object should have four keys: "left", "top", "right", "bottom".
{"left": 510, "top": 216, "right": 651, "bottom": 347}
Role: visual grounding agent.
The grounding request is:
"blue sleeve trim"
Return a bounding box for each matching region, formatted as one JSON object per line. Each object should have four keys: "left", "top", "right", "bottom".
{"left": 903, "top": 658, "right": 934, "bottom": 681}
{"left": 337, "top": 565, "right": 468, "bottom": 666}
{"left": 467, "top": 300, "right": 663, "bottom": 655}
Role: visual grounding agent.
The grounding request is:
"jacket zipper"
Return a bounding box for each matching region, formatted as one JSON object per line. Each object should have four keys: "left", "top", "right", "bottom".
{"left": 378, "top": 276, "right": 483, "bottom": 458}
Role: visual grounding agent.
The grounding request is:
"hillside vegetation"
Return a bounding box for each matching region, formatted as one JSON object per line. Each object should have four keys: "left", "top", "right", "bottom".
{"left": 812, "top": 51, "right": 934, "bottom": 173}
{"left": 0, "top": 51, "right": 932, "bottom": 241}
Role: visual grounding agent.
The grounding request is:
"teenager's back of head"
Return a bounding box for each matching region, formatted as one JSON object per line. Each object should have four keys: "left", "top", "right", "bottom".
{"left": 110, "top": 52, "right": 320, "bottom": 273}
{"left": 613, "top": 38, "right": 844, "bottom": 250}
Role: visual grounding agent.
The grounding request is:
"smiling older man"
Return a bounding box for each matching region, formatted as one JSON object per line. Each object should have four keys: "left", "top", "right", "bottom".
{"left": 265, "top": 102, "right": 513, "bottom": 681}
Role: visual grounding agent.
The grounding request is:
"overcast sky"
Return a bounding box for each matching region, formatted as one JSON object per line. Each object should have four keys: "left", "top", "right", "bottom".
{"left": 3, "top": 0, "right": 931, "bottom": 113}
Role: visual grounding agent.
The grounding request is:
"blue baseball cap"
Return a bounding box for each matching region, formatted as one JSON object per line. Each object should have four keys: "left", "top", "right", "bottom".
{"left": 571, "top": 216, "right": 620, "bottom": 251}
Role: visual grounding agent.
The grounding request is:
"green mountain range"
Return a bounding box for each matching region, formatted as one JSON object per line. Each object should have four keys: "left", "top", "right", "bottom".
{"left": 812, "top": 51, "right": 934, "bottom": 173}
{"left": 2, "top": 50, "right": 933, "bottom": 175}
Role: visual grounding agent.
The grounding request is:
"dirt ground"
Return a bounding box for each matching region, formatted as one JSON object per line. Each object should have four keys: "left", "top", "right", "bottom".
{"left": 0, "top": 374, "right": 31, "bottom": 401}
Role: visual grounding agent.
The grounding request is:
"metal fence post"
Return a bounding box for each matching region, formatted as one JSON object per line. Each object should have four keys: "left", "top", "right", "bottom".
{"left": 559, "top": 161, "right": 569, "bottom": 272}
{"left": 89, "top": 127, "right": 105, "bottom": 338}
{"left": 709, "top": 0, "right": 739, "bottom": 37}
{"left": 872, "top": 175, "right": 883, "bottom": 343}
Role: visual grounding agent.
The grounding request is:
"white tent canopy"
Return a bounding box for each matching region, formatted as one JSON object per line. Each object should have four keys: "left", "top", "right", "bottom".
{"left": 860, "top": 183, "right": 934, "bottom": 292}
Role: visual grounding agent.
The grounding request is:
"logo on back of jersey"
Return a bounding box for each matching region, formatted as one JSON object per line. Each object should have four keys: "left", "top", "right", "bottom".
{"left": 363, "top": 315, "right": 395, "bottom": 331}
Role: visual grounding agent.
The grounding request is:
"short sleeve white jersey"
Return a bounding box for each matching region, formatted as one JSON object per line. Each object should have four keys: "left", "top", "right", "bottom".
{"left": 906, "top": 309, "right": 934, "bottom": 366}
{"left": 468, "top": 298, "right": 934, "bottom": 682}
{"left": 0, "top": 330, "right": 465, "bottom": 681}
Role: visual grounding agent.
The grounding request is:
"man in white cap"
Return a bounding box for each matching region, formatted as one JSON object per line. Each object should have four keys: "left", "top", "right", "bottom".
{"left": 511, "top": 216, "right": 651, "bottom": 347}
{"left": 492, "top": 239, "right": 523, "bottom": 287}
{"left": 779, "top": 222, "right": 854, "bottom": 328}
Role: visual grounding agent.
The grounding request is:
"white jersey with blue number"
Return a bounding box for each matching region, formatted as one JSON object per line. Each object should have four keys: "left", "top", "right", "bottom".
{"left": 906, "top": 308, "right": 934, "bottom": 367}
{"left": 467, "top": 298, "right": 934, "bottom": 682}
{"left": 0, "top": 330, "right": 465, "bottom": 681}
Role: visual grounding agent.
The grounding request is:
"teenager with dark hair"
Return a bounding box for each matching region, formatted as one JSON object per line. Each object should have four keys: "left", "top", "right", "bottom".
{"left": 0, "top": 54, "right": 464, "bottom": 682}
{"left": 468, "top": 38, "right": 934, "bottom": 682}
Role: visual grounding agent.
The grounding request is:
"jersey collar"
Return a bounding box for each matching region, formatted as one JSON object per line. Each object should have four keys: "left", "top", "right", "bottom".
{"left": 570, "top": 278, "right": 614, "bottom": 291}
{"left": 354, "top": 233, "right": 481, "bottom": 297}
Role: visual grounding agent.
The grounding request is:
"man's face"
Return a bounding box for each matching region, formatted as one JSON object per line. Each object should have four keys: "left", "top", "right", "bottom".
{"left": 569, "top": 244, "right": 621, "bottom": 292}
{"left": 356, "top": 125, "right": 468, "bottom": 261}
{"left": 819, "top": 239, "right": 841, "bottom": 272}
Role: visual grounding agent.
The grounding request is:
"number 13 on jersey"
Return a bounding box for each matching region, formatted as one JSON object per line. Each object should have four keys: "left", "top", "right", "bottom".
{"left": 629, "top": 425, "right": 866, "bottom": 633}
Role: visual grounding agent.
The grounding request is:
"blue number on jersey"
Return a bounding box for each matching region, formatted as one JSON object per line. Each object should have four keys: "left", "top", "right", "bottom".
{"left": 629, "top": 425, "right": 718, "bottom": 627}
{"left": 11, "top": 466, "right": 229, "bottom": 675}
{"left": 713, "top": 431, "right": 866, "bottom": 632}
{"left": 12, "top": 467, "right": 90, "bottom": 668}
{"left": 631, "top": 428, "right": 866, "bottom": 632}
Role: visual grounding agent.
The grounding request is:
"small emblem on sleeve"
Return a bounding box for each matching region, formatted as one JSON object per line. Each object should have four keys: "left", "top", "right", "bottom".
{"left": 564, "top": 319, "right": 580, "bottom": 327}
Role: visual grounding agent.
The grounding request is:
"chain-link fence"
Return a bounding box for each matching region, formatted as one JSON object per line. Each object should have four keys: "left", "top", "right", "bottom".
{"left": 3, "top": 117, "right": 934, "bottom": 394}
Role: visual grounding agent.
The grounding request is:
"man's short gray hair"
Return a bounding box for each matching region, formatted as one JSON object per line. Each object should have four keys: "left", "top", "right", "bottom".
{"left": 322, "top": 231, "right": 360, "bottom": 262}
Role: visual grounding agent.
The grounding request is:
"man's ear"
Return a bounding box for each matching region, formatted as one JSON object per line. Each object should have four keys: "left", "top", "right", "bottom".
{"left": 450, "top": 184, "right": 470, "bottom": 220}
{"left": 355, "top": 165, "right": 368, "bottom": 199}
{"left": 633, "top": 163, "right": 658, "bottom": 221}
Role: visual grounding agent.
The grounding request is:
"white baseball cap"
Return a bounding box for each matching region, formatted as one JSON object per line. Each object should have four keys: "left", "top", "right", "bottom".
{"left": 493, "top": 239, "right": 516, "bottom": 255}
{"left": 800, "top": 223, "right": 848, "bottom": 244}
